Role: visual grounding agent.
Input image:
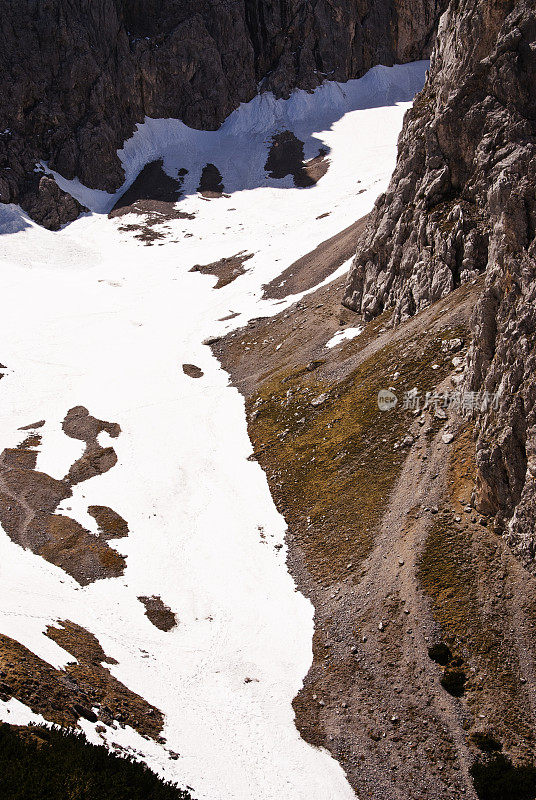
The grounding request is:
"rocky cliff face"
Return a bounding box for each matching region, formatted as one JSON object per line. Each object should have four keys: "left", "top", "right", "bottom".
{"left": 344, "top": 0, "right": 536, "bottom": 567}
{"left": 0, "top": 0, "right": 443, "bottom": 228}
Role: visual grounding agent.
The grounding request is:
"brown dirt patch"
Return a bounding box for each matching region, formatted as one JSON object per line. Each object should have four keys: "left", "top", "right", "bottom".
{"left": 190, "top": 252, "right": 254, "bottom": 289}
{"left": 182, "top": 364, "right": 204, "bottom": 379}
{"left": 0, "top": 408, "right": 128, "bottom": 585}
{"left": 297, "top": 149, "right": 330, "bottom": 187}
{"left": 262, "top": 214, "right": 370, "bottom": 299}
{"left": 87, "top": 505, "right": 129, "bottom": 539}
{"left": 0, "top": 623, "right": 163, "bottom": 739}
{"left": 138, "top": 596, "right": 177, "bottom": 632}
{"left": 63, "top": 406, "right": 120, "bottom": 487}
{"left": 18, "top": 420, "right": 45, "bottom": 431}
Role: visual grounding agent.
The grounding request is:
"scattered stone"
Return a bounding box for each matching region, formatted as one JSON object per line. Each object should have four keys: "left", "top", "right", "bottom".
{"left": 182, "top": 363, "right": 204, "bottom": 378}
{"left": 192, "top": 252, "right": 254, "bottom": 289}
{"left": 138, "top": 596, "right": 177, "bottom": 632}
{"left": 442, "top": 338, "right": 464, "bottom": 353}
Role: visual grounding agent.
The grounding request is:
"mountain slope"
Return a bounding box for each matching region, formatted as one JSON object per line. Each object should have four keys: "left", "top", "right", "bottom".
{"left": 0, "top": 0, "right": 443, "bottom": 227}
{"left": 0, "top": 64, "right": 424, "bottom": 800}
{"left": 344, "top": 0, "right": 536, "bottom": 569}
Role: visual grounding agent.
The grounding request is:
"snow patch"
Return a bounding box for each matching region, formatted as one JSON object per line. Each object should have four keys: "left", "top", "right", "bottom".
{"left": 325, "top": 326, "right": 363, "bottom": 349}
{"left": 0, "top": 698, "right": 49, "bottom": 727}
{"left": 46, "top": 60, "right": 429, "bottom": 215}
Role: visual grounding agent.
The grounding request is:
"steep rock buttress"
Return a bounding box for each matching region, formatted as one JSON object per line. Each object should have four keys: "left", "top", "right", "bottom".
{"left": 344, "top": 0, "right": 536, "bottom": 569}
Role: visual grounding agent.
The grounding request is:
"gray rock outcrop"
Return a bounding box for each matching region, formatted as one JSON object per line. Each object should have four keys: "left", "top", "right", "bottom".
{"left": 344, "top": 0, "right": 536, "bottom": 567}
{"left": 0, "top": 0, "right": 443, "bottom": 227}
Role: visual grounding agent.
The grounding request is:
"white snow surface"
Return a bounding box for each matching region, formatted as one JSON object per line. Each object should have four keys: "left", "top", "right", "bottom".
{"left": 325, "top": 327, "right": 364, "bottom": 349}
{"left": 0, "top": 61, "right": 428, "bottom": 799}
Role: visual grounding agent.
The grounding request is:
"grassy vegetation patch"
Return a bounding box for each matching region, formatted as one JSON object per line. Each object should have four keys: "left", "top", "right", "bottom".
{"left": 249, "top": 326, "right": 464, "bottom": 585}
{"left": 418, "top": 427, "right": 536, "bottom": 782}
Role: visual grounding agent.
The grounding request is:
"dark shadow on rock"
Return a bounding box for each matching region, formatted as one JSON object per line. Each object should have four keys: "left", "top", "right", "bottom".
{"left": 109, "top": 160, "right": 194, "bottom": 243}
{"left": 265, "top": 131, "right": 329, "bottom": 187}
{"left": 471, "top": 753, "right": 536, "bottom": 800}
{"left": 197, "top": 163, "right": 225, "bottom": 198}
{"left": 110, "top": 159, "right": 185, "bottom": 217}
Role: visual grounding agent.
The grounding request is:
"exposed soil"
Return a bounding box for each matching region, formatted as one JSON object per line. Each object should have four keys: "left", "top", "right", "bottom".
{"left": 182, "top": 364, "right": 204, "bottom": 379}
{"left": 0, "top": 409, "right": 128, "bottom": 585}
{"left": 110, "top": 160, "right": 185, "bottom": 217}
{"left": 262, "top": 215, "right": 370, "bottom": 299}
{"left": 63, "top": 405, "right": 120, "bottom": 486}
{"left": 190, "top": 252, "right": 254, "bottom": 289}
{"left": 297, "top": 149, "right": 330, "bottom": 187}
{"left": 18, "top": 420, "right": 45, "bottom": 431}
{"left": 197, "top": 164, "right": 225, "bottom": 198}
{"left": 138, "top": 596, "right": 177, "bottom": 632}
{"left": 87, "top": 505, "right": 129, "bottom": 540}
{"left": 264, "top": 131, "right": 330, "bottom": 188}
{"left": 110, "top": 160, "right": 194, "bottom": 244}
{"left": 0, "top": 622, "right": 164, "bottom": 739}
{"left": 214, "top": 267, "right": 536, "bottom": 799}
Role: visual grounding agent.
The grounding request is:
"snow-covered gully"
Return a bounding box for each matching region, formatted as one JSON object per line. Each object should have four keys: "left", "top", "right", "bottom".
{"left": 0, "top": 62, "right": 427, "bottom": 799}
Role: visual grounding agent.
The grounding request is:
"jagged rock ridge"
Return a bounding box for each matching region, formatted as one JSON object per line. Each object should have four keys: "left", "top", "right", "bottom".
{"left": 0, "top": 0, "right": 443, "bottom": 228}
{"left": 344, "top": 0, "right": 536, "bottom": 567}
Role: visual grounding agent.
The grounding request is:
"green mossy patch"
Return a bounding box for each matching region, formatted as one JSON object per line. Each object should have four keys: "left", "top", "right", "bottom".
{"left": 249, "top": 325, "right": 464, "bottom": 585}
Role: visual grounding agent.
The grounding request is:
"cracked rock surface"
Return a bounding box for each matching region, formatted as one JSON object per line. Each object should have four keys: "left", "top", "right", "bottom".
{"left": 344, "top": 0, "right": 536, "bottom": 568}
{"left": 0, "top": 0, "right": 443, "bottom": 227}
